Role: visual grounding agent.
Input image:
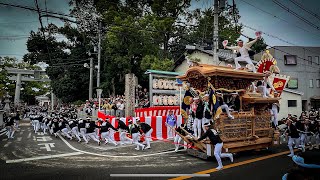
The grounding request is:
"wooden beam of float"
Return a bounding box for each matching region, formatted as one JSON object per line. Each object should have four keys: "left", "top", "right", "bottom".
{"left": 176, "top": 64, "right": 265, "bottom": 91}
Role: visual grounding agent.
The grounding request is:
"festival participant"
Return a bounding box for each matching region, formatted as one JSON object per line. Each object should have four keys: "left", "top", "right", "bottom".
{"left": 85, "top": 119, "right": 101, "bottom": 145}
{"left": 136, "top": 119, "right": 153, "bottom": 149}
{"left": 100, "top": 120, "right": 118, "bottom": 146}
{"left": 4, "top": 114, "right": 15, "bottom": 139}
{"left": 202, "top": 94, "right": 212, "bottom": 132}
{"left": 59, "top": 118, "right": 72, "bottom": 140}
{"left": 256, "top": 71, "right": 277, "bottom": 98}
{"left": 194, "top": 97, "right": 204, "bottom": 138}
{"left": 187, "top": 97, "right": 195, "bottom": 131}
{"left": 78, "top": 118, "right": 89, "bottom": 143}
{"left": 166, "top": 110, "right": 177, "bottom": 139}
{"left": 115, "top": 117, "right": 133, "bottom": 145}
{"left": 285, "top": 119, "right": 300, "bottom": 157}
{"left": 227, "top": 92, "right": 241, "bottom": 112}
{"left": 216, "top": 92, "right": 234, "bottom": 120}
{"left": 174, "top": 123, "right": 188, "bottom": 152}
{"left": 69, "top": 119, "right": 81, "bottom": 142}
{"left": 270, "top": 102, "right": 280, "bottom": 128}
{"left": 223, "top": 34, "right": 261, "bottom": 72}
{"left": 128, "top": 119, "right": 145, "bottom": 150}
{"left": 196, "top": 123, "right": 233, "bottom": 170}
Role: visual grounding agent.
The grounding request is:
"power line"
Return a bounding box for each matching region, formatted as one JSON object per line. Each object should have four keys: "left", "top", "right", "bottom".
{"left": 273, "top": 0, "right": 320, "bottom": 31}
{"left": 0, "top": 2, "right": 73, "bottom": 18}
{"left": 240, "top": 32, "right": 319, "bottom": 69}
{"left": 289, "top": 0, "right": 320, "bottom": 21}
{"left": 238, "top": 0, "right": 320, "bottom": 39}
{"left": 241, "top": 24, "right": 320, "bottom": 56}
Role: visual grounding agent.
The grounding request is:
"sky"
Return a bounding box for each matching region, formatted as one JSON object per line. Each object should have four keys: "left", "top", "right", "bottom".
{"left": 0, "top": 0, "right": 320, "bottom": 61}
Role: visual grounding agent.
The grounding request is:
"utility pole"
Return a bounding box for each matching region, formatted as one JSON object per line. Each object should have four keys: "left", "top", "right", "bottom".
{"left": 89, "top": 58, "right": 93, "bottom": 100}
{"left": 213, "top": 0, "right": 219, "bottom": 63}
{"left": 97, "top": 22, "right": 101, "bottom": 88}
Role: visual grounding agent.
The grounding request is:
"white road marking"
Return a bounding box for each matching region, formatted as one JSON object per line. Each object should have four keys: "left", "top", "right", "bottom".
{"left": 2, "top": 139, "right": 8, "bottom": 141}
{"left": 58, "top": 134, "right": 185, "bottom": 158}
{"left": 6, "top": 152, "right": 83, "bottom": 163}
{"left": 27, "top": 133, "right": 31, "bottom": 138}
{"left": 17, "top": 137, "right": 22, "bottom": 141}
{"left": 38, "top": 143, "right": 55, "bottom": 151}
{"left": 4, "top": 142, "right": 12, "bottom": 147}
{"left": 19, "top": 132, "right": 23, "bottom": 135}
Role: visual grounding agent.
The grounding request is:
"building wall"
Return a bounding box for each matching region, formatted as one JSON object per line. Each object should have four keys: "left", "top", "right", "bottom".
{"left": 254, "top": 46, "right": 320, "bottom": 111}
{"left": 278, "top": 90, "right": 302, "bottom": 119}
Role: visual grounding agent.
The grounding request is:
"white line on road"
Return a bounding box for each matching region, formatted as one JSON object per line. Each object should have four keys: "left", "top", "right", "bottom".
{"left": 58, "top": 134, "right": 184, "bottom": 158}
{"left": 4, "top": 142, "right": 12, "bottom": 147}
{"left": 27, "top": 132, "right": 31, "bottom": 138}
{"left": 6, "top": 152, "right": 83, "bottom": 163}
{"left": 17, "top": 137, "right": 22, "bottom": 142}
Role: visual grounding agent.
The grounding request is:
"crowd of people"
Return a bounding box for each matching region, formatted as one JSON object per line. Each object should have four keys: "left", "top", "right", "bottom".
{"left": 3, "top": 107, "right": 156, "bottom": 151}
{"left": 277, "top": 110, "right": 320, "bottom": 157}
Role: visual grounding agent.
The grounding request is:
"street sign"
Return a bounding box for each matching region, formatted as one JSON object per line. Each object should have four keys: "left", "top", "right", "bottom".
{"left": 176, "top": 79, "right": 183, "bottom": 86}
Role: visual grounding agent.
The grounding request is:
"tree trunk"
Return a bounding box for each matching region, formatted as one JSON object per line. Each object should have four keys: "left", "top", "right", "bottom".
{"left": 111, "top": 78, "right": 115, "bottom": 96}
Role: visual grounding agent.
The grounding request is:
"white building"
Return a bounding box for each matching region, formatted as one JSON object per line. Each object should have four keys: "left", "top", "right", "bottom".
{"left": 278, "top": 88, "right": 303, "bottom": 119}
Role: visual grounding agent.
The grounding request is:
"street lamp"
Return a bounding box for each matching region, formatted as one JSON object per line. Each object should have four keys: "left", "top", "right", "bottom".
{"left": 96, "top": 88, "right": 103, "bottom": 112}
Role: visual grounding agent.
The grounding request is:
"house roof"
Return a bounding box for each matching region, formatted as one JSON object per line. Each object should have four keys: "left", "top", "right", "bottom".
{"left": 283, "top": 88, "right": 304, "bottom": 96}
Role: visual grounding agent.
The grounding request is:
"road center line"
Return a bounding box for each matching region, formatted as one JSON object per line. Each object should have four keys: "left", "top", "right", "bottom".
{"left": 169, "top": 150, "right": 295, "bottom": 180}
{"left": 58, "top": 134, "right": 183, "bottom": 158}
{"left": 6, "top": 152, "right": 83, "bottom": 163}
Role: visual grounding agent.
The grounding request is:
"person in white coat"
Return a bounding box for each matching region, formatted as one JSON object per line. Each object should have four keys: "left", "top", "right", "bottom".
{"left": 224, "top": 36, "right": 260, "bottom": 72}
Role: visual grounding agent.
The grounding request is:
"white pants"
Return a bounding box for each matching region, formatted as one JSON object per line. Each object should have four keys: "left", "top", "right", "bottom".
{"left": 86, "top": 132, "right": 100, "bottom": 143}
{"left": 101, "top": 131, "right": 117, "bottom": 146}
{"left": 71, "top": 127, "right": 81, "bottom": 142}
{"left": 6, "top": 126, "right": 14, "bottom": 138}
{"left": 270, "top": 109, "right": 278, "bottom": 127}
{"left": 61, "top": 128, "right": 72, "bottom": 139}
{"left": 213, "top": 143, "right": 233, "bottom": 168}
{"left": 145, "top": 128, "right": 153, "bottom": 147}
{"left": 202, "top": 118, "right": 211, "bottom": 132}
{"left": 234, "top": 56, "right": 256, "bottom": 72}
{"left": 288, "top": 137, "right": 300, "bottom": 155}
{"left": 300, "top": 134, "right": 311, "bottom": 147}
{"left": 33, "top": 120, "right": 40, "bottom": 133}
{"left": 220, "top": 104, "right": 233, "bottom": 118}
{"left": 193, "top": 118, "right": 202, "bottom": 138}
{"left": 120, "top": 131, "right": 133, "bottom": 144}
{"left": 132, "top": 133, "right": 144, "bottom": 149}
{"left": 174, "top": 134, "right": 188, "bottom": 150}
{"left": 80, "top": 128, "right": 88, "bottom": 143}
{"left": 42, "top": 124, "right": 48, "bottom": 134}
{"left": 167, "top": 125, "right": 175, "bottom": 139}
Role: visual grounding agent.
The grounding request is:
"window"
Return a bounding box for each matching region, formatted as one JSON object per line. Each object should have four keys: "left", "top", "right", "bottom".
{"left": 308, "top": 56, "right": 312, "bottom": 65}
{"left": 315, "top": 56, "right": 319, "bottom": 65}
{"left": 309, "top": 79, "right": 314, "bottom": 88}
{"left": 288, "top": 100, "right": 297, "bottom": 107}
{"left": 284, "top": 55, "right": 297, "bottom": 65}
{"left": 317, "top": 79, "right": 320, "bottom": 88}
{"left": 287, "top": 78, "right": 298, "bottom": 89}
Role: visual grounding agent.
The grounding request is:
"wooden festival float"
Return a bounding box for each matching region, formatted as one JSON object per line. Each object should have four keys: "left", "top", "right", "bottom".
{"left": 175, "top": 51, "right": 289, "bottom": 159}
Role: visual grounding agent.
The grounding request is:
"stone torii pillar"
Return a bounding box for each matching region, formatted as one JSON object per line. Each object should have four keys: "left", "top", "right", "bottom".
{"left": 14, "top": 73, "right": 22, "bottom": 105}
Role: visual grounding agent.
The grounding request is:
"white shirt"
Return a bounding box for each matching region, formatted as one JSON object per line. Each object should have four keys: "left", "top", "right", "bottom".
{"left": 117, "top": 103, "right": 124, "bottom": 110}
{"left": 239, "top": 46, "right": 249, "bottom": 57}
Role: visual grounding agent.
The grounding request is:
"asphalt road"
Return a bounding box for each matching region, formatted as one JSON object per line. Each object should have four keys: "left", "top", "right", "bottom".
{"left": 1, "top": 123, "right": 318, "bottom": 180}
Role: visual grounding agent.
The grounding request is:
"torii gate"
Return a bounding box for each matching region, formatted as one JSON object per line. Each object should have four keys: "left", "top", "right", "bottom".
{"left": 5, "top": 67, "right": 53, "bottom": 108}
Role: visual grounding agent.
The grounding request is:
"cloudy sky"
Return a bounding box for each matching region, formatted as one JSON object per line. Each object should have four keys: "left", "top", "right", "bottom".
{"left": 0, "top": 0, "right": 320, "bottom": 61}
